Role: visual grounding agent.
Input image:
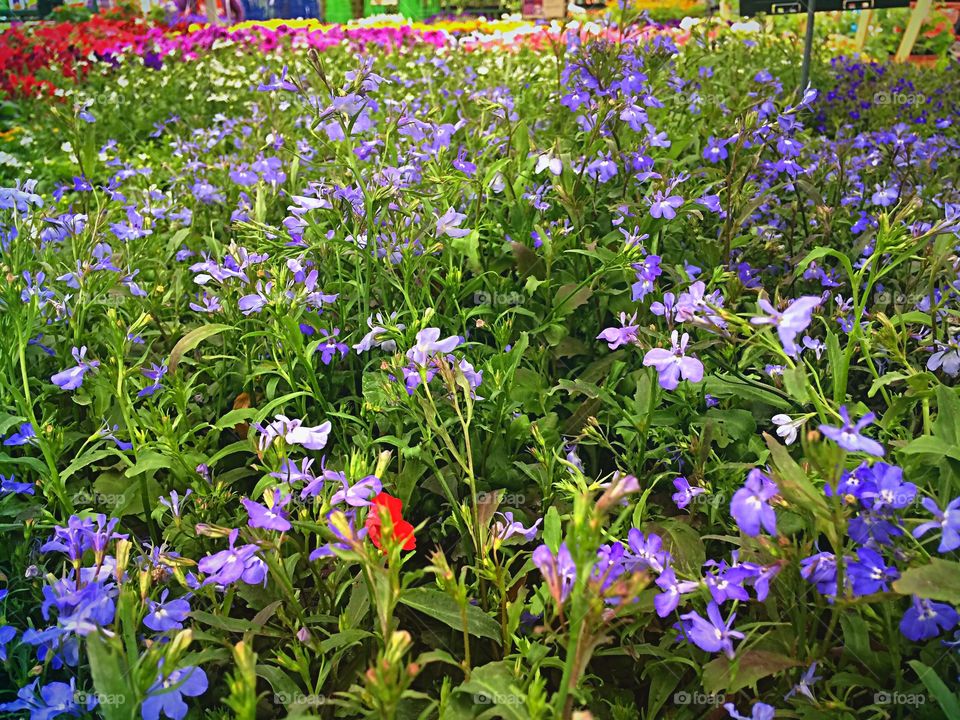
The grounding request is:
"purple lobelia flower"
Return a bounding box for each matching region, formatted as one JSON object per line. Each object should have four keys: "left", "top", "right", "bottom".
{"left": 800, "top": 550, "right": 840, "bottom": 596}
{"left": 848, "top": 546, "right": 899, "bottom": 596}
{"left": 3, "top": 421, "right": 35, "bottom": 446}
{"left": 597, "top": 312, "right": 639, "bottom": 349}
{"left": 0, "top": 473, "right": 33, "bottom": 496}
{"left": 818, "top": 406, "right": 885, "bottom": 456}
{"left": 144, "top": 590, "right": 191, "bottom": 632}
{"left": 51, "top": 346, "right": 99, "bottom": 391}
{"left": 532, "top": 543, "right": 576, "bottom": 605}
{"left": 142, "top": 665, "right": 208, "bottom": 720}
{"left": 631, "top": 255, "right": 662, "bottom": 301}
{"left": 927, "top": 337, "right": 960, "bottom": 376}
{"left": 329, "top": 474, "right": 382, "bottom": 507}
{"left": 899, "top": 596, "right": 959, "bottom": 641}
{"left": 643, "top": 331, "right": 704, "bottom": 390}
{"left": 859, "top": 463, "right": 916, "bottom": 511}
{"left": 785, "top": 662, "right": 821, "bottom": 702}
{"left": 730, "top": 469, "right": 778, "bottom": 537}
{"left": 0, "top": 626, "right": 16, "bottom": 661}
{"left": 912, "top": 496, "right": 960, "bottom": 553}
{"left": 198, "top": 529, "right": 267, "bottom": 588}
{"left": 242, "top": 489, "right": 292, "bottom": 532}
{"left": 435, "top": 208, "right": 471, "bottom": 239}
{"left": 139, "top": 362, "right": 168, "bottom": 398}
{"left": 0, "top": 678, "right": 96, "bottom": 718}
{"left": 654, "top": 566, "right": 699, "bottom": 617}
{"left": 256, "top": 416, "right": 331, "bottom": 452}
{"left": 750, "top": 296, "right": 820, "bottom": 357}
{"left": 672, "top": 476, "right": 706, "bottom": 509}
{"left": 624, "top": 529, "right": 669, "bottom": 574}
{"left": 648, "top": 191, "right": 684, "bottom": 220}
{"left": 406, "top": 328, "right": 461, "bottom": 365}
{"left": 491, "top": 512, "right": 541, "bottom": 544}
{"left": 680, "top": 601, "right": 744, "bottom": 658}
{"left": 724, "top": 702, "right": 775, "bottom": 720}
{"left": 316, "top": 328, "right": 349, "bottom": 365}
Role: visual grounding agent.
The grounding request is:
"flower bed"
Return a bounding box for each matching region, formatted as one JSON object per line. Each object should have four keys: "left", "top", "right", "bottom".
{"left": 0, "top": 13, "right": 959, "bottom": 720}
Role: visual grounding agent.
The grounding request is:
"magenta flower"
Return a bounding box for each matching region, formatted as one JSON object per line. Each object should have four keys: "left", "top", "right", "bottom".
{"left": 643, "top": 331, "right": 704, "bottom": 390}
{"left": 51, "top": 347, "right": 99, "bottom": 391}
{"left": 818, "top": 406, "right": 884, "bottom": 456}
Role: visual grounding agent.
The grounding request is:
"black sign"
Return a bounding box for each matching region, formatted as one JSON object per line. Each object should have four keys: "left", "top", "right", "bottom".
{"left": 739, "top": 0, "right": 908, "bottom": 15}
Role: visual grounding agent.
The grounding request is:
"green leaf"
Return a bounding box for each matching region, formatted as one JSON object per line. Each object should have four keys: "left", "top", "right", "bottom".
{"left": 893, "top": 559, "right": 960, "bottom": 602}
{"left": 702, "top": 650, "right": 800, "bottom": 694}
{"left": 451, "top": 661, "right": 529, "bottom": 720}
{"left": 124, "top": 451, "right": 170, "bottom": 478}
{"left": 399, "top": 588, "right": 501, "bottom": 644}
{"left": 782, "top": 365, "right": 809, "bottom": 404}
{"left": 61, "top": 449, "right": 118, "bottom": 483}
{"left": 900, "top": 435, "right": 960, "bottom": 462}
{"left": 86, "top": 634, "right": 136, "bottom": 720}
{"left": 191, "top": 610, "right": 283, "bottom": 637}
{"left": 908, "top": 660, "right": 960, "bottom": 718}
{"left": 543, "top": 506, "right": 561, "bottom": 553}
{"left": 934, "top": 385, "right": 960, "bottom": 446}
{"left": 168, "top": 323, "right": 233, "bottom": 374}
{"left": 763, "top": 433, "right": 830, "bottom": 521}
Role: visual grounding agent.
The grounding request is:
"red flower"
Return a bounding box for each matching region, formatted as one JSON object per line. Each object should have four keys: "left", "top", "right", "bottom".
{"left": 365, "top": 492, "right": 416, "bottom": 552}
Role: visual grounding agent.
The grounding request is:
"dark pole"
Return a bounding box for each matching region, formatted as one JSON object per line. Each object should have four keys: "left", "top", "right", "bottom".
{"left": 800, "top": 0, "right": 816, "bottom": 91}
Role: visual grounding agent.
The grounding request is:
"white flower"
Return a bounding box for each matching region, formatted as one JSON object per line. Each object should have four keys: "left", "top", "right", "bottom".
{"left": 772, "top": 414, "right": 801, "bottom": 445}
{"left": 731, "top": 20, "right": 761, "bottom": 33}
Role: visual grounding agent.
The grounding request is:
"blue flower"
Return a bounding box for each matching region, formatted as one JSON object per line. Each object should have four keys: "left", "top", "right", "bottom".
{"left": 142, "top": 666, "right": 208, "bottom": 720}
{"left": 913, "top": 496, "right": 960, "bottom": 553}
{"left": 3, "top": 422, "right": 35, "bottom": 446}
{"left": 900, "top": 596, "right": 959, "bottom": 641}
{"left": 819, "top": 406, "right": 885, "bottom": 456}
{"left": 848, "top": 547, "right": 898, "bottom": 596}
{"left": 0, "top": 473, "right": 34, "bottom": 496}
{"left": 51, "top": 346, "right": 99, "bottom": 392}
{"left": 144, "top": 590, "right": 191, "bottom": 633}
{"left": 0, "top": 678, "right": 95, "bottom": 719}
{"left": 0, "top": 625, "right": 17, "bottom": 660}
{"left": 679, "top": 601, "right": 744, "bottom": 658}
{"left": 729, "top": 469, "right": 778, "bottom": 537}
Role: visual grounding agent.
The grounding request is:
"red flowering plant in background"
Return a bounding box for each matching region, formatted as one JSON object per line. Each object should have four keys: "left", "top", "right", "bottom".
{"left": 365, "top": 492, "right": 416, "bottom": 552}
{"left": 0, "top": 10, "right": 158, "bottom": 99}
